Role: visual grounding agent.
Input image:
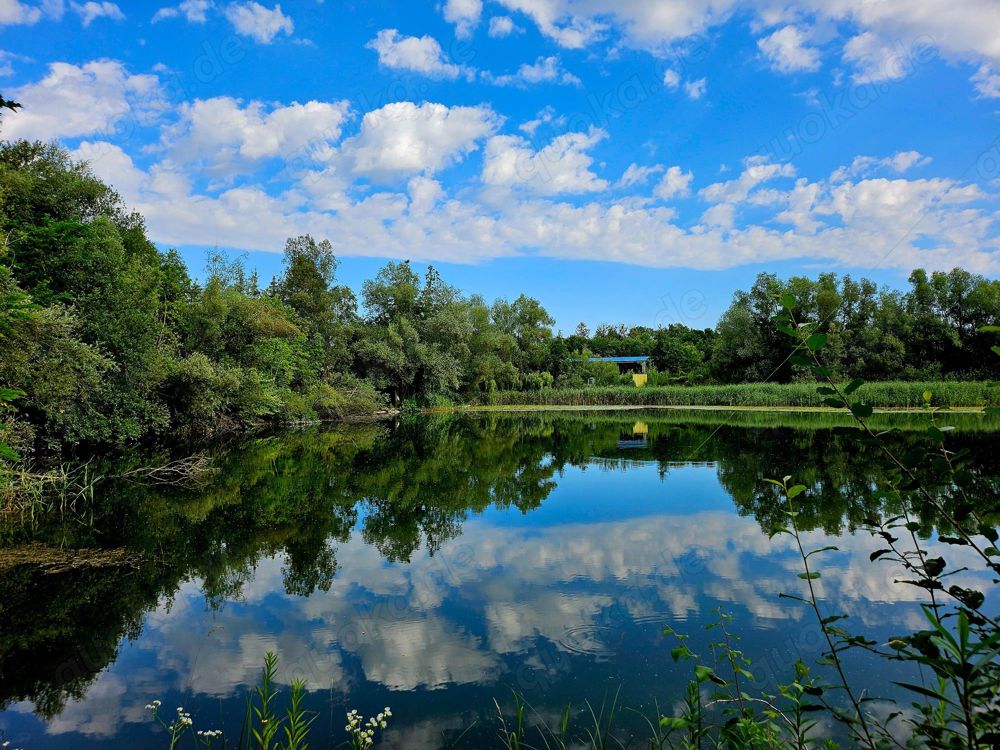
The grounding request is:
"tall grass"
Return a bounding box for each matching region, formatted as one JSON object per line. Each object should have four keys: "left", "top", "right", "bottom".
{"left": 480, "top": 381, "right": 999, "bottom": 408}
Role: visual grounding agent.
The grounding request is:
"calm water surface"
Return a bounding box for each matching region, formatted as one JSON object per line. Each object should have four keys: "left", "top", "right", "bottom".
{"left": 1, "top": 411, "right": 998, "bottom": 748}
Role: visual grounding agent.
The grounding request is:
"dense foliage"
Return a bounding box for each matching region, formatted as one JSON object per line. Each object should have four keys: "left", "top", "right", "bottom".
{"left": 1, "top": 139, "right": 997, "bottom": 452}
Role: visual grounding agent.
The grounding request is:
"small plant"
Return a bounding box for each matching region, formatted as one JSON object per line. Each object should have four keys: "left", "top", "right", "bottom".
{"left": 344, "top": 707, "right": 391, "bottom": 749}
{"left": 145, "top": 702, "right": 223, "bottom": 749}
{"left": 144, "top": 654, "right": 324, "bottom": 750}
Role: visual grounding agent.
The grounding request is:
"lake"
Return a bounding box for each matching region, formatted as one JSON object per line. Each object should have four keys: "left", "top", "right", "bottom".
{"left": 2, "top": 410, "right": 998, "bottom": 748}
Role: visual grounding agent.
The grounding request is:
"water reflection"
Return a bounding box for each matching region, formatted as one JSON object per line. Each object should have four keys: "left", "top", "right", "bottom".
{"left": 1, "top": 411, "right": 997, "bottom": 748}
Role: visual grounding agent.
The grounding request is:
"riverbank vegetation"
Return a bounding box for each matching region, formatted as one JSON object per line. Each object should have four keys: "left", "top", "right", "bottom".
{"left": 480, "top": 380, "right": 1000, "bottom": 408}
{"left": 2, "top": 139, "right": 999, "bottom": 462}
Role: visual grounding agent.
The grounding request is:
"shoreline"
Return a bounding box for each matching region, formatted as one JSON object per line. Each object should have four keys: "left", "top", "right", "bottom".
{"left": 443, "top": 403, "right": 991, "bottom": 415}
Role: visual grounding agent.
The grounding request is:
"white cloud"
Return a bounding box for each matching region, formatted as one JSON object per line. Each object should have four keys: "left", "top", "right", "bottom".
{"left": 684, "top": 77, "right": 707, "bottom": 99}
{"left": 482, "top": 55, "right": 580, "bottom": 87}
{"left": 616, "top": 162, "right": 664, "bottom": 188}
{"left": 366, "top": 29, "right": 468, "bottom": 80}
{"left": 70, "top": 0, "right": 123, "bottom": 26}
{"left": 3, "top": 60, "right": 164, "bottom": 141}
{"left": 757, "top": 25, "right": 820, "bottom": 73}
{"left": 442, "top": 0, "right": 481, "bottom": 39}
{"left": 653, "top": 165, "right": 693, "bottom": 199}
{"left": 701, "top": 156, "right": 795, "bottom": 204}
{"left": 338, "top": 101, "right": 500, "bottom": 182}
{"left": 663, "top": 68, "right": 707, "bottom": 99}
{"left": 518, "top": 105, "right": 564, "bottom": 135}
{"left": 972, "top": 63, "right": 1000, "bottom": 98}
{"left": 487, "top": 1, "right": 1000, "bottom": 101}
{"left": 488, "top": 15, "right": 521, "bottom": 37}
{"left": 701, "top": 202, "right": 735, "bottom": 227}
{"left": 482, "top": 128, "right": 609, "bottom": 195}
{"left": 407, "top": 176, "right": 444, "bottom": 213}
{"left": 223, "top": 1, "right": 292, "bottom": 44}
{"left": 834, "top": 151, "right": 933, "bottom": 180}
{"left": 158, "top": 96, "right": 351, "bottom": 176}
{"left": 841, "top": 31, "right": 917, "bottom": 83}
{"left": 0, "top": 49, "right": 21, "bottom": 76}
{"left": 152, "top": 0, "right": 212, "bottom": 23}
{"left": 492, "top": 0, "right": 607, "bottom": 48}
{"left": 827, "top": 0, "right": 1000, "bottom": 65}
{"left": 494, "top": 0, "right": 736, "bottom": 51}
{"left": 72, "top": 129, "right": 999, "bottom": 274}
{"left": 0, "top": 0, "right": 42, "bottom": 23}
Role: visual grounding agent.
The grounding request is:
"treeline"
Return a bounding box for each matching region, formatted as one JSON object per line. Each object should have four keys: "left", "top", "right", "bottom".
{"left": 561, "top": 268, "right": 1000, "bottom": 385}
{"left": 0, "top": 141, "right": 562, "bottom": 450}
{"left": 1, "top": 139, "right": 998, "bottom": 451}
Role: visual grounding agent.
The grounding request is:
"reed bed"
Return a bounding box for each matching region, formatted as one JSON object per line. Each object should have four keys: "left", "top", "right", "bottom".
{"left": 481, "top": 381, "right": 999, "bottom": 408}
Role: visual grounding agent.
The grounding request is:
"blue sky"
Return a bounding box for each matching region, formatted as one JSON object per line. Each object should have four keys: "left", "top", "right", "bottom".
{"left": 1, "top": 0, "right": 998, "bottom": 330}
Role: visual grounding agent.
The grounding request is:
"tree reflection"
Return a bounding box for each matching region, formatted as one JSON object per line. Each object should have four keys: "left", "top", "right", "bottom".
{"left": 1, "top": 411, "right": 996, "bottom": 716}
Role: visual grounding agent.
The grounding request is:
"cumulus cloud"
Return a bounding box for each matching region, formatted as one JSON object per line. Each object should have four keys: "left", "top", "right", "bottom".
{"left": 337, "top": 101, "right": 500, "bottom": 182}
{"left": 70, "top": 0, "right": 123, "bottom": 26}
{"left": 482, "top": 55, "right": 580, "bottom": 87}
{"left": 223, "top": 1, "right": 292, "bottom": 44}
{"left": 701, "top": 155, "right": 795, "bottom": 204}
{"left": 488, "top": 15, "right": 521, "bottom": 37}
{"left": 152, "top": 0, "right": 212, "bottom": 23}
{"left": 487, "top": 1, "right": 998, "bottom": 98}
{"left": 684, "top": 77, "right": 707, "bottom": 99}
{"left": 972, "top": 63, "right": 1000, "bottom": 98}
{"left": 493, "top": 0, "right": 738, "bottom": 50}
{"left": 482, "top": 128, "right": 609, "bottom": 195}
{"left": 32, "top": 48, "right": 989, "bottom": 277}
{"left": 442, "top": 0, "right": 481, "bottom": 39}
{"left": 3, "top": 59, "right": 164, "bottom": 141}
{"left": 0, "top": 0, "right": 45, "bottom": 24}
{"left": 654, "top": 165, "right": 694, "bottom": 199}
{"left": 492, "top": 0, "right": 607, "bottom": 48}
{"left": 757, "top": 25, "right": 820, "bottom": 72}
{"left": 157, "top": 96, "right": 351, "bottom": 176}
{"left": 366, "top": 28, "right": 469, "bottom": 80}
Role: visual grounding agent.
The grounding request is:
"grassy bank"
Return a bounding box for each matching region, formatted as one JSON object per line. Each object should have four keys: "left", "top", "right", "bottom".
{"left": 454, "top": 405, "right": 1000, "bottom": 432}
{"left": 479, "top": 381, "right": 999, "bottom": 409}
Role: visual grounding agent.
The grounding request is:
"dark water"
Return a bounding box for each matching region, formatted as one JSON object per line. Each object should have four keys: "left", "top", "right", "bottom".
{"left": 1, "top": 410, "right": 998, "bottom": 748}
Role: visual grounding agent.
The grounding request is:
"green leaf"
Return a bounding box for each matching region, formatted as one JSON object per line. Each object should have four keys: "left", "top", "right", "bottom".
{"left": 779, "top": 293, "right": 796, "bottom": 311}
{"left": 694, "top": 665, "right": 726, "bottom": 685}
{"left": 786, "top": 484, "right": 807, "bottom": 499}
{"left": 894, "top": 682, "right": 957, "bottom": 706}
{"left": 843, "top": 378, "right": 865, "bottom": 395}
{"left": 797, "top": 572, "right": 821, "bottom": 580}
{"left": 850, "top": 403, "right": 874, "bottom": 419}
{"left": 806, "top": 333, "right": 827, "bottom": 352}
{"left": 660, "top": 716, "right": 689, "bottom": 730}
{"left": 671, "top": 645, "right": 692, "bottom": 662}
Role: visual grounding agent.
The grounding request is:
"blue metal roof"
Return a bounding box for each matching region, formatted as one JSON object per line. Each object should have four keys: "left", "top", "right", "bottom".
{"left": 590, "top": 356, "right": 650, "bottom": 363}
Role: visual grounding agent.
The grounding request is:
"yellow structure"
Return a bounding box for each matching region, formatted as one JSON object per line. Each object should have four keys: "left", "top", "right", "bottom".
{"left": 590, "top": 356, "right": 651, "bottom": 387}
